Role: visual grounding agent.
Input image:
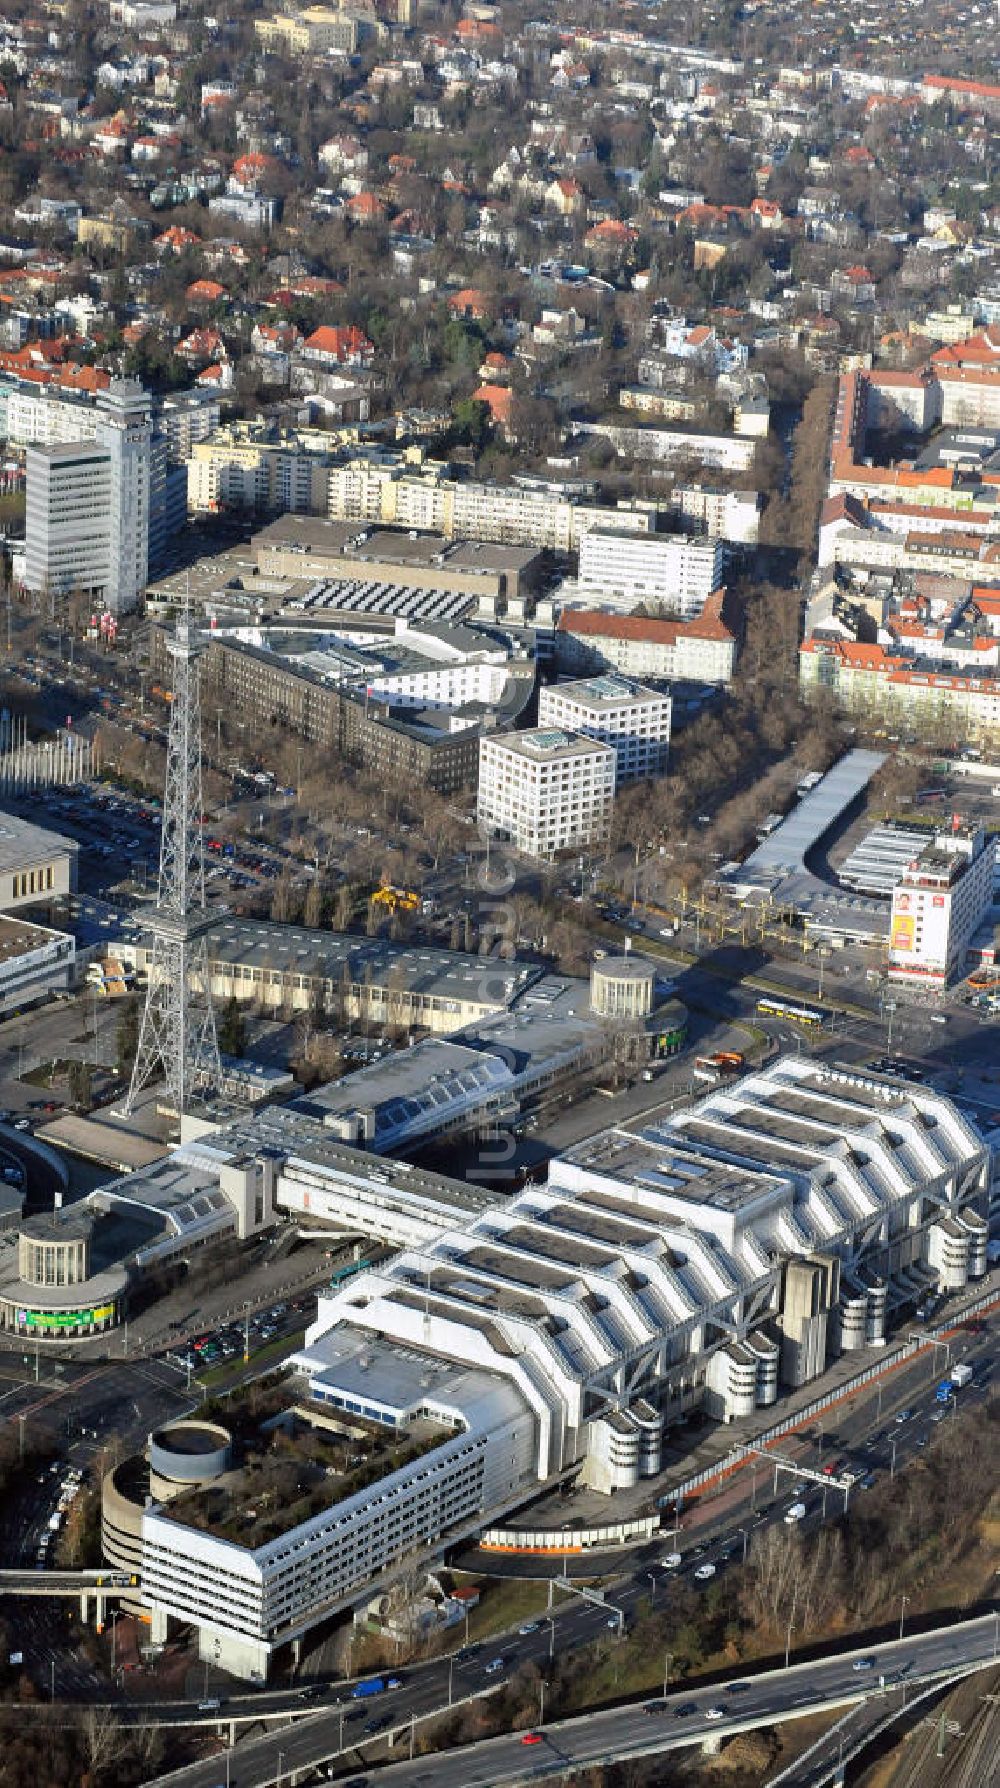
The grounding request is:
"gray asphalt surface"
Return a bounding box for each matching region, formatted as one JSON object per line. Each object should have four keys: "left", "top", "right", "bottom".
{"left": 137, "top": 1615, "right": 1000, "bottom": 1788}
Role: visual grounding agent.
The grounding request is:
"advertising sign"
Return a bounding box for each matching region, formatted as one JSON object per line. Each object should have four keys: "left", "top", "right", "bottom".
{"left": 17, "top": 1304, "right": 114, "bottom": 1330}
{"left": 891, "top": 915, "right": 915, "bottom": 952}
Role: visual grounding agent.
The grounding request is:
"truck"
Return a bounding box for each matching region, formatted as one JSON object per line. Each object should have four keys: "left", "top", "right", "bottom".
{"left": 935, "top": 1379, "right": 954, "bottom": 1403}
{"left": 951, "top": 1362, "right": 973, "bottom": 1389}
{"left": 350, "top": 1677, "right": 385, "bottom": 1701}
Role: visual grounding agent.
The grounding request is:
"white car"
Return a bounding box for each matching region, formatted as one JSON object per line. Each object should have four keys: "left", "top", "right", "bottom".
{"left": 705, "top": 1706, "right": 726, "bottom": 1720}
{"left": 783, "top": 1503, "right": 807, "bottom": 1525}
{"left": 661, "top": 1553, "right": 682, "bottom": 1569}
{"left": 693, "top": 1563, "right": 716, "bottom": 1581}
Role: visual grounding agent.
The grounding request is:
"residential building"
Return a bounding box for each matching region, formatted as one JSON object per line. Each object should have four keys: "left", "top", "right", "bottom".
{"left": 322, "top": 454, "right": 664, "bottom": 554}
{"left": 888, "top": 823, "right": 995, "bottom": 986}
{"left": 186, "top": 424, "right": 332, "bottom": 515}
{"left": 256, "top": 7, "right": 360, "bottom": 55}
{"left": 538, "top": 675, "right": 670, "bottom": 782}
{"left": 574, "top": 420, "right": 756, "bottom": 474}
{"left": 556, "top": 590, "right": 739, "bottom": 684}
{"left": 577, "top": 528, "right": 725, "bottom": 618}
{"left": 477, "top": 728, "right": 616, "bottom": 858}
{"left": 670, "top": 484, "right": 761, "bottom": 547}
{"left": 800, "top": 637, "right": 1000, "bottom": 743}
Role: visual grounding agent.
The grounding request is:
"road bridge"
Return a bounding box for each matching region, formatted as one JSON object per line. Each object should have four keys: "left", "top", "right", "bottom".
{"left": 129, "top": 1612, "right": 1000, "bottom": 1788}
{"left": 0, "top": 1567, "right": 139, "bottom": 1627}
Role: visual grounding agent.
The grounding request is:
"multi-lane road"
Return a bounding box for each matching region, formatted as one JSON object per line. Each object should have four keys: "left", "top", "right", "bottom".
{"left": 134, "top": 1615, "right": 1000, "bottom": 1788}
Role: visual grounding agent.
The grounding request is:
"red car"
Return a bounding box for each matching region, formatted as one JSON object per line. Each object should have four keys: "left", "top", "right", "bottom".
{"left": 521, "top": 1733, "right": 542, "bottom": 1746}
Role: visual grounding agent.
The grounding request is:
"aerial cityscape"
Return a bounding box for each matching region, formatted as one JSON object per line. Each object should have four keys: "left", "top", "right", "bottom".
{"left": 0, "top": 0, "right": 996, "bottom": 1784}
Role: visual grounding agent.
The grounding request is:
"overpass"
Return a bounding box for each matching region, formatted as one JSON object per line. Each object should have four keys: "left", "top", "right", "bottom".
{"left": 135, "top": 1612, "right": 1000, "bottom": 1788}
{"left": 0, "top": 1568, "right": 138, "bottom": 1628}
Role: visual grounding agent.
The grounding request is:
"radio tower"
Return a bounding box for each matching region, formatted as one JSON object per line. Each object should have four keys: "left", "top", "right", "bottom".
{"left": 126, "top": 606, "right": 221, "bottom": 1117}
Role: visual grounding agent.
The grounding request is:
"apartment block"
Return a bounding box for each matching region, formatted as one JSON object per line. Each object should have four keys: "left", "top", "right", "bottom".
{"left": 577, "top": 528, "right": 725, "bottom": 617}
{"left": 538, "top": 675, "right": 670, "bottom": 782}
{"left": 477, "top": 728, "right": 616, "bottom": 857}
{"left": 800, "top": 638, "right": 1000, "bottom": 742}
{"left": 323, "top": 455, "right": 663, "bottom": 554}
{"left": 556, "top": 589, "right": 738, "bottom": 684}
{"left": 187, "top": 424, "right": 332, "bottom": 515}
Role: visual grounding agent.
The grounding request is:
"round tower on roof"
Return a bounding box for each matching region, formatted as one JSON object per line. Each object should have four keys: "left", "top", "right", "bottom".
{"left": 590, "top": 955, "right": 655, "bottom": 1020}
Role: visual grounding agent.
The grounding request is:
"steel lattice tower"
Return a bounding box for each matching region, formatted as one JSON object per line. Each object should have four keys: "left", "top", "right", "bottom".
{"left": 126, "top": 609, "right": 222, "bottom": 1116}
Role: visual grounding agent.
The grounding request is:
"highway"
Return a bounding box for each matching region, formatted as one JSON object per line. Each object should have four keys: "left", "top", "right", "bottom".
{"left": 137, "top": 1614, "right": 1000, "bottom": 1788}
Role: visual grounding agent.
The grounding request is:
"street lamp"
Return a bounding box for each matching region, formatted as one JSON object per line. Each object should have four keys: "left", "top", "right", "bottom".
{"left": 647, "top": 1571, "right": 657, "bottom": 1606}
{"left": 108, "top": 1608, "right": 124, "bottom": 1673}
{"left": 276, "top": 1750, "right": 284, "bottom": 1788}
{"left": 739, "top": 1527, "right": 749, "bottom": 1565}
{"left": 663, "top": 1650, "right": 673, "bottom": 1700}
{"left": 881, "top": 997, "right": 898, "bottom": 1055}
{"left": 784, "top": 1619, "right": 796, "bottom": 1670}
{"left": 899, "top": 1594, "right": 909, "bottom": 1641}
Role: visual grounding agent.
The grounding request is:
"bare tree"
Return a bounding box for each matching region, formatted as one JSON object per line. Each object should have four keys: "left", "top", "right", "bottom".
{"left": 78, "top": 1707, "right": 129, "bottom": 1778}
{"left": 303, "top": 876, "right": 324, "bottom": 929}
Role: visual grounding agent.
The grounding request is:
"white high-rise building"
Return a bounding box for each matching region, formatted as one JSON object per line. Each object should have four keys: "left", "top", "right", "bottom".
{"left": 888, "top": 822, "right": 995, "bottom": 986}
{"left": 24, "top": 439, "right": 113, "bottom": 604}
{"left": 577, "top": 528, "right": 725, "bottom": 617}
{"left": 24, "top": 379, "right": 151, "bottom": 615}
{"left": 538, "top": 674, "right": 671, "bottom": 782}
{"left": 96, "top": 380, "right": 152, "bottom": 615}
{"left": 477, "top": 728, "right": 616, "bottom": 858}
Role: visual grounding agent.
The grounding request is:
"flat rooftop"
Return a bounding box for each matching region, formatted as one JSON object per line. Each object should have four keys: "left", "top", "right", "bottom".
{"left": 838, "top": 821, "right": 929, "bottom": 895}
{"left": 0, "top": 810, "right": 79, "bottom": 874}
{"left": 253, "top": 516, "right": 541, "bottom": 575}
{"left": 497, "top": 728, "right": 616, "bottom": 762}
{"left": 548, "top": 674, "right": 664, "bottom": 710}
{"left": 558, "top": 1125, "right": 784, "bottom": 1215}
{"left": 0, "top": 913, "right": 68, "bottom": 964}
{"left": 159, "top": 1392, "right": 448, "bottom": 1552}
